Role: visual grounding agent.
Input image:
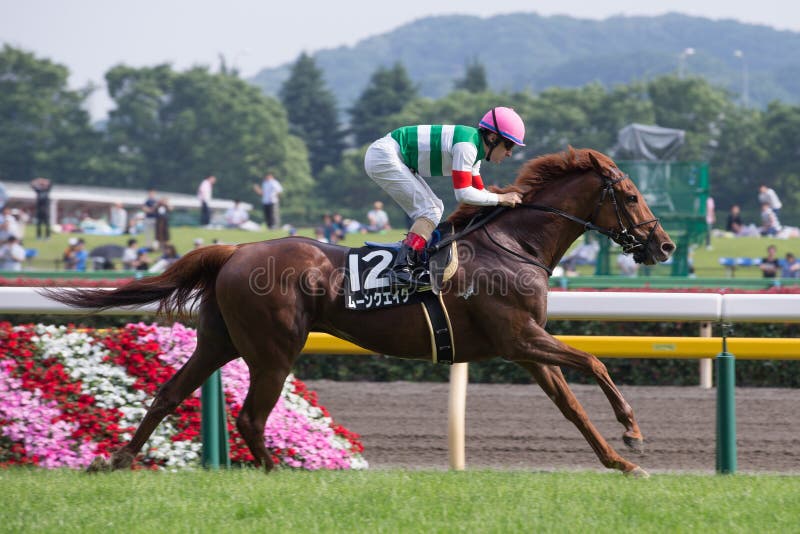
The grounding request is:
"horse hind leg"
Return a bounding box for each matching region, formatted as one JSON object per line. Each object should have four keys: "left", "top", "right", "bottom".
{"left": 216, "top": 269, "right": 309, "bottom": 472}
{"left": 516, "top": 361, "right": 648, "bottom": 477}
{"left": 89, "top": 298, "right": 237, "bottom": 472}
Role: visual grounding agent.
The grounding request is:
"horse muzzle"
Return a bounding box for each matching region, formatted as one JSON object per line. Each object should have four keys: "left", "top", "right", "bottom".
{"left": 641, "top": 239, "right": 675, "bottom": 264}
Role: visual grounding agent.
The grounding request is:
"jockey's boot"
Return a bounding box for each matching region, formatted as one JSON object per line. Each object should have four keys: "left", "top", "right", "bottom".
{"left": 386, "top": 243, "right": 430, "bottom": 289}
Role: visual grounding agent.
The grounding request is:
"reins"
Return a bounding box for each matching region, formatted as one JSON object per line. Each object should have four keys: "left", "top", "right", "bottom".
{"left": 426, "top": 175, "right": 661, "bottom": 275}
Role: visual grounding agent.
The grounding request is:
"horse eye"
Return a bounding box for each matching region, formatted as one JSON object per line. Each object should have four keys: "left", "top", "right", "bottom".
{"left": 626, "top": 195, "right": 637, "bottom": 203}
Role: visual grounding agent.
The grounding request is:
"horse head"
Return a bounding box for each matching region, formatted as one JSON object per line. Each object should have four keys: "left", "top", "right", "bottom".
{"left": 583, "top": 151, "right": 675, "bottom": 265}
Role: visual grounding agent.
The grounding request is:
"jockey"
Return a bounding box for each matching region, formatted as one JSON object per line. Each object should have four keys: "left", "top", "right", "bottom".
{"left": 364, "top": 107, "right": 525, "bottom": 287}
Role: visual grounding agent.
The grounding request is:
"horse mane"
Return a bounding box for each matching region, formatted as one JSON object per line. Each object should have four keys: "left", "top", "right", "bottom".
{"left": 448, "top": 147, "right": 616, "bottom": 228}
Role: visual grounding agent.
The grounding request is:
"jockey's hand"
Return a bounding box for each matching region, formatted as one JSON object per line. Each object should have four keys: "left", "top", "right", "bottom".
{"left": 498, "top": 192, "right": 523, "bottom": 207}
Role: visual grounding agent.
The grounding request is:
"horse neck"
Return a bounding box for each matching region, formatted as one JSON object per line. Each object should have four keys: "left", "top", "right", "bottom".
{"left": 487, "top": 172, "right": 601, "bottom": 269}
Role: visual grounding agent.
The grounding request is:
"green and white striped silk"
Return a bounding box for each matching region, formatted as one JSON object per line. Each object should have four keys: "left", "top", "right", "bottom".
{"left": 390, "top": 125, "right": 485, "bottom": 178}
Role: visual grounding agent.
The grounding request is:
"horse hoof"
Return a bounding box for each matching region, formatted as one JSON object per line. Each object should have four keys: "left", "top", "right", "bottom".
{"left": 86, "top": 456, "right": 111, "bottom": 473}
{"left": 623, "top": 434, "right": 645, "bottom": 454}
{"left": 262, "top": 460, "right": 275, "bottom": 475}
{"left": 110, "top": 450, "right": 135, "bottom": 470}
{"left": 624, "top": 466, "right": 650, "bottom": 478}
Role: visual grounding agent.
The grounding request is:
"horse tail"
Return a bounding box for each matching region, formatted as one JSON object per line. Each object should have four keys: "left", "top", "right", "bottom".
{"left": 43, "top": 244, "right": 238, "bottom": 320}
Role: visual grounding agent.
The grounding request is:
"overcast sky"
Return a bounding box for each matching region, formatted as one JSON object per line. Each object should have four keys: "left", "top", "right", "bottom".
{"left": 2, "top": 0, "right": 798, "bottom": 118}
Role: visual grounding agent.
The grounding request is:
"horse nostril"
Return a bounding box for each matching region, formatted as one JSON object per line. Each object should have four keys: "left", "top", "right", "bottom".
{"left": 661, "top": 242, "right": 676, "bottom": 255}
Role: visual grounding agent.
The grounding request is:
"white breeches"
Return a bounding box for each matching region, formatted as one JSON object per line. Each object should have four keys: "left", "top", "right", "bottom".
{"left": 364, "top": 135, "right": 444, "bottom": 226}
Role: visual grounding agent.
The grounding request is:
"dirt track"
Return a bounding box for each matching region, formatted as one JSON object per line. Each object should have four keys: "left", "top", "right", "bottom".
{"left": 306, "top": 380, "right": 800, "bottom": 473}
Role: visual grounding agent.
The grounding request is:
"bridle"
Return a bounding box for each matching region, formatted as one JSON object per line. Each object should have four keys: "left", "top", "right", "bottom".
{"left": 427, "top": 172, "right": 661, "bottom": 275}
{"left": 524, "top": 173, "right": 661, "bottom": 258}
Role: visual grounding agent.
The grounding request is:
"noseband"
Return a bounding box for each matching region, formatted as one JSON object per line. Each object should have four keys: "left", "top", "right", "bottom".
{"left": 524, "top": 174, "right": 661, "bottom": 263}
{"left": 426, "top": 173, "right": 661, "bottom": 275}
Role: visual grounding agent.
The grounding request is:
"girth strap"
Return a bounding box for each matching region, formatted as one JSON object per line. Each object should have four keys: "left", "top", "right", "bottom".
{"left": 419, "top": 292, "right": 455, "bottom": 364}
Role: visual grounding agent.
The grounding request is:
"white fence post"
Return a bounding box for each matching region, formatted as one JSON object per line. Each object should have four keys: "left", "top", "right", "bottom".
{"left": 699, "top": 322, "right": 713, "bottom": 389}
{"left": 447, "top": 362, "right": 468, "bottom": 471}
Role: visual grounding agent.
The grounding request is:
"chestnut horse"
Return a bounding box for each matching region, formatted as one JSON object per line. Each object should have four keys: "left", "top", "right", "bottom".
{"left": 46, "top": 148, "right": 674, "bottom": 477}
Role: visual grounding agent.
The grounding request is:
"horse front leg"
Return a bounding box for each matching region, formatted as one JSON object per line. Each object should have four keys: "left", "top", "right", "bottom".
{"left": 506, "top": 324, "right": 643, "bottom": 453}
{"left": 515, "top": 361, "right": 648, "bottom": 477}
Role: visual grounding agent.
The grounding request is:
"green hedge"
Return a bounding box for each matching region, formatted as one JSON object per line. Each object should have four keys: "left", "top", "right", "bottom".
{"left": 4, "top": 315, "right": 799, "bottom": 387}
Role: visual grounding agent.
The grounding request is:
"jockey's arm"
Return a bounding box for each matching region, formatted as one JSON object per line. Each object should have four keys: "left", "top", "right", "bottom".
{"left": 452, "top": 170, "right": 498, "bottom": 206}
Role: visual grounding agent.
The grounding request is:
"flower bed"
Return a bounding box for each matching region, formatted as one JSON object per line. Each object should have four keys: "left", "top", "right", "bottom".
{"left": 0, "top": 322, "right": 366, "bottom": 470}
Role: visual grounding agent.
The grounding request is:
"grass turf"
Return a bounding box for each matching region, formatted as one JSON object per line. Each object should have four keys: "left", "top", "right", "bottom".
{"left": 2, "top": 468, "right": 799, "bottom": 532}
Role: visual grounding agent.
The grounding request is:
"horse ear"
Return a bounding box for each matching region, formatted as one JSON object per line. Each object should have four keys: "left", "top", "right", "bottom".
{"left": 588, "top": 152, "right": 605, "bottom": 175}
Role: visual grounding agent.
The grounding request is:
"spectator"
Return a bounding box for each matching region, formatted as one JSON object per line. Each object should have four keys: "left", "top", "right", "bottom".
{"left": 705, "top": 196, "right": 715, "bottom": 249}
{"left": 0, "top": 181, "right": 7, "bottom": 210}
{"left": 0, "top": 208, "right": 8, "bottom": 242}
{"left": 616, "top": 252, "right": 639, "bottom": 277}
{"left": 109, "top": 202, "right": 128, "bottom": 233}
{"left": 225, "top": 199, "right": 250, "bottom": 228}
{"left": 342, "top": 218, "right": 365, "bottom": 234}
{"left": 0, "top": 207, "right": 21, "bottom": 241}
{"left": 314, "top": 227, "right": 329, "bottom": 243}
{"left": 61, "top": 238, "right": 77, "bottom": 270}
{"left": 759, "top": 203, "right": 781, "bottom": 236}
{"left": 134, "top": 250, "right": 151, "bottom": 271}
{"left": 0, "top": 235, "right": 26, "bottom": 271}
{"left": 322, "top": 214, "right": 344, "bottom": 244}
{"left": 253, "top": 173, "right": 283, "bottom": 229}
{"left": 155, "top": 198, "right": 171, "bottom": 247}
{"left": 122, "top": 238, "right": 139, "bottom": 269}
{"left": 127, "top": 212, "right": 144, "bottom": 235}
{"left": 149, "top": 243, "right": 180, "bottom": 273}
{"left": 758, "top": 184, "right": 782, "bottom": 218}
{"left": 197, "top": 176, "right": 216, "bottom": 226}
{"left": 142, "top": 188, "right": 158, "bottom": 244}
{"left": 782, "top": 253, "right": 800, "bottom": 279}
{"left": 73, "top": 238, "right": 88, "bottom": 272}
{"left": 760, "top": 245, "right": 780, "bottom": 279}
{"left": 560, "top": 236, "right": 599, "bottom": 276}
{"left": 366, "top": 201, "right": 391, "bottom": 233}
{"left": 725, "top": 204, "right": 744, "bottom": 235}
{"left": 142, "top": 188, "right": 158, "bottom": 218}
{"left": 332, "top": 214, "right": 347, "bottom": 241}
{"left": 30, "top": 177, "right": 52, "bottom": 240}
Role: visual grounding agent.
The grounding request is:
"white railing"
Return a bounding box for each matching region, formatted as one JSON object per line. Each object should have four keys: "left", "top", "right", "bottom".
{"left": 3, "top": 287, "right": 797, "bottom": 322}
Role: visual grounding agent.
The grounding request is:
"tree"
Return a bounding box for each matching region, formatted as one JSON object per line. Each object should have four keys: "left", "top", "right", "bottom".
{"left": 646, "top": 76, "right": 732, "bottom": 161}
{"left": 0, "top": 45, "right": 99, "bottom": 183}
{"left": 707, "top": 106, "right": 768, "bottom": 220}
{"left": 103, "top": 65, "right": 313, "bottom": 215}
{"left": 454, "top": 59, "right": 488, "bottom": 93}
{"left": 350, "top": 63, "right": 418, "bottom": 146}
{"left": 756, "top": 102, "right": 800, "bottom": 223}
{"left": 279, "top": 53, "right": 343, "bottom": 175}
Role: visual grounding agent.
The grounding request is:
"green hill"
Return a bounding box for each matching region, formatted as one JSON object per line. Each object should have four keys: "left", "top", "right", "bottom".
{"left": 251, "top": 12, "right": 800, "bottom": 110}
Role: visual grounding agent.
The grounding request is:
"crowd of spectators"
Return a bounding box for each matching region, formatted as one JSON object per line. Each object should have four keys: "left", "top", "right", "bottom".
{"left": 718, "top": 185, "right": 796, "bottom": 239}
{"left": 312, "top": 201, "right": 394, "bottom": 244}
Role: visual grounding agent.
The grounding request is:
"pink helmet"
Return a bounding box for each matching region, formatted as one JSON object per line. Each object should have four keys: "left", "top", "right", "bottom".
{"left": 478, "top": 107, "right": 526, "bottom": 146}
